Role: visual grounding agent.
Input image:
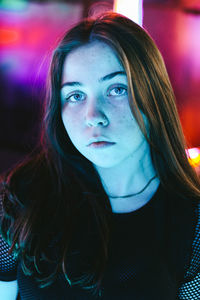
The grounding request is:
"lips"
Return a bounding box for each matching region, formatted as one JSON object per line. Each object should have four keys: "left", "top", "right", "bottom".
{"left": 88, "top": 141, "right": 115, "bottom": 148}
{"left": 87, "top": 137, "right": 110, "bottom": 145}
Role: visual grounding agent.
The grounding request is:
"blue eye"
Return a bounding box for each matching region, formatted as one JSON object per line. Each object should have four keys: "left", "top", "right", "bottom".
{"left": 65, "top": 93, "right": 85, "bottom": 103}
{"left": 108, "top": 86, "right": 127, "bottom": 97}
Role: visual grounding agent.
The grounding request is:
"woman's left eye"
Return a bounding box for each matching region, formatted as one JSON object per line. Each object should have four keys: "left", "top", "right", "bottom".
{"left": 108, "top": 86, "right": 127, "bottom": 97}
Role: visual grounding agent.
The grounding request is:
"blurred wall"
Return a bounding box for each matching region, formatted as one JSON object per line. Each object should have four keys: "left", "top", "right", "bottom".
{"left": 143, "top": 1, "right": 200, "bottom": 147}
{"left": 0, "top": 1, "right": 83, "bottom": 173}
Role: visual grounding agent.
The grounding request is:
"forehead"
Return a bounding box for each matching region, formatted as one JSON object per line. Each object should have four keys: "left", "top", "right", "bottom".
{"left": 61, "top": 41, "right": 125, "bottom": 82}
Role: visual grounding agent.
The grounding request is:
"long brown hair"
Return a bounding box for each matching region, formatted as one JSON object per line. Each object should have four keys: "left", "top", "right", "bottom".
{"left": 1, "top": 11, "right": 199, "bottom": 298}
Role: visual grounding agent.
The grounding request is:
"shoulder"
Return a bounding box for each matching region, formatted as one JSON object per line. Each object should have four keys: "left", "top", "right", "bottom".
{"left": 176, "top": 200, "right": 200, "bottom": 298}
{"left": 0, "top": 183, "right": 18, "bottom": 282}
{"left": 185, "top": 200, "right": 200, "bottom": 279}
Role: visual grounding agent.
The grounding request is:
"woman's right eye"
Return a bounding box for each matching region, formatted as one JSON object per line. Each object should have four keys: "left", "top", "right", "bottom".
{"left": 65, "top": 92, "right": 85, "bottom": 103}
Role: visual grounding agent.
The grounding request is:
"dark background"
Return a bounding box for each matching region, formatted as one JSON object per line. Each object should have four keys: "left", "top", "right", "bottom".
{"left": 0, "top": 0, "right": 200, "bottom": 174}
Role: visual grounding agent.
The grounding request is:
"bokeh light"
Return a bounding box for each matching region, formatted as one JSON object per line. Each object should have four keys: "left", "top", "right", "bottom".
{"left": 186, "top": 147, "right": 200, "bottom": 168}
{"left": 113, "top": 0, "right": 143, "bottom": 26}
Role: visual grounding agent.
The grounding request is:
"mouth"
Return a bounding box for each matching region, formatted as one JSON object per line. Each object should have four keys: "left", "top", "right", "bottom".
{"left": 88, "top": 141, "right": 116, "bottom": 148}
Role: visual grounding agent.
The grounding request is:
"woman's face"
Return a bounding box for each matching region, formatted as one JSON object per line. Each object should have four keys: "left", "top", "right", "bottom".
{"left": 60, "top": 41, "right": 147, "bottom": 168}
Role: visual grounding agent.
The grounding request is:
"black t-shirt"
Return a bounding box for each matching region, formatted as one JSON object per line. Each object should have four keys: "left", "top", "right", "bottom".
{"left": 1, "top": 184, "right": 200, "bottom": 299}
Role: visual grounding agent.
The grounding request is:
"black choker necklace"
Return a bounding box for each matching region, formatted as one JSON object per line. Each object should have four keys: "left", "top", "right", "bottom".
{"left": 108, "top": 175, "right": 157, "bottom": 199}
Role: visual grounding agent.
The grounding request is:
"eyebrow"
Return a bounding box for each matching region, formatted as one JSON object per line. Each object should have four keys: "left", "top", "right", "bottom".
{"left": 61, "top": 71, "right": 126, "bottom": 89}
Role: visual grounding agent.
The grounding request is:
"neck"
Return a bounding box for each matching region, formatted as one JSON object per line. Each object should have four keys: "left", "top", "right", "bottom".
{"left": 94, "top": 146, "right": 158, "bottom": 198}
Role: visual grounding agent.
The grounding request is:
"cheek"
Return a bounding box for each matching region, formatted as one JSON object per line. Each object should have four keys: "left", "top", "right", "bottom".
{"left": 62, "top": 108, "right": 76, "bottom": 126}
{"left": 115, "top": 105, "right": 137, "bottom": 128}
{"left": 62, "top": 111, "right": 73, "bottom": 135}
{"left": 61, "top": 111, "right": 82, "bottom": 144}
{"left": 61, "top": 111, "right": 68, "bottom": 130}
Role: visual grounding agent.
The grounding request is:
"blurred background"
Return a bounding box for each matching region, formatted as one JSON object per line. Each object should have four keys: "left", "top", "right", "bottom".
{"left": 0, "top": 0, "right": 200, "bottom": 175}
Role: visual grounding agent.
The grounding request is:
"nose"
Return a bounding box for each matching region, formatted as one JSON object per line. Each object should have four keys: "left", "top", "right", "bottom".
{"left": 85, "top": 101, "right": 109, "bottom": 128}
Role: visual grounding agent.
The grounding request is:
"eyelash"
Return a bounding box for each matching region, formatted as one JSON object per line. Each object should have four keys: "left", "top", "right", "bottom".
{"left": 64, "top": 86, "right": 127, "bottom": 103}
{"left": 108, "top": 86, "right": 127, "bottom": 97}
{"left": 65, "top": 93, "right": 84, "bottom": 103}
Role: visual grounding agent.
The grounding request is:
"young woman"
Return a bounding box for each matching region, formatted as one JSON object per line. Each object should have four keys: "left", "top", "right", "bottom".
{"left": 0, "top": 11, "right": 200, "bottom": 300}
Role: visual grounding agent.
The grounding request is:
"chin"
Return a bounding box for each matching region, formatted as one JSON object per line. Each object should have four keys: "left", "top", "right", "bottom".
{"left": 80, "top": 151, "right": 122, "bottom": 168}
{"left": 91, "top": 158, "right": 122, "bottom": 169}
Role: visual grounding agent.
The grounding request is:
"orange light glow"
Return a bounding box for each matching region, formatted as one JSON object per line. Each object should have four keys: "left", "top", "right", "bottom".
{"left": 186, "top": 147, "right": 200, "bottom": 167}
{"left": 0, "top": 29, "right": 19, "bottom": 44}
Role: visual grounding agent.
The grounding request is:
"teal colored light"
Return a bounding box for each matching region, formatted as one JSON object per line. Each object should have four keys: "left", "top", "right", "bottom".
{"left": 0, "top": 0, "right": 28, "bottom": 11}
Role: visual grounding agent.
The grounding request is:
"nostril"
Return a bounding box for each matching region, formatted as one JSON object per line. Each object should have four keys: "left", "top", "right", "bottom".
{"left": 85, "top": 113, "right": 108, "bottom": 127}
